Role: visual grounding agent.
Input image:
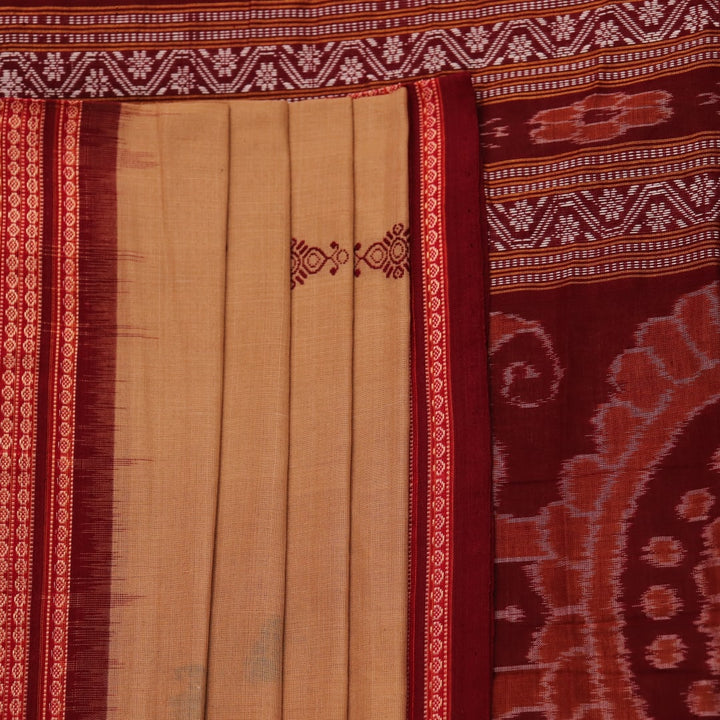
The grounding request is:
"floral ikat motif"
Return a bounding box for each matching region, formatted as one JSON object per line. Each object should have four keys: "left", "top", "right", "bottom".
{"left": 492, "top": 281, "right": 720, "bottom": 719}
{"left": 0, "top": 0, "right": 712, "bottom": 103}
{"left": 528, "top": 90, "right": 673, "bottom": 145}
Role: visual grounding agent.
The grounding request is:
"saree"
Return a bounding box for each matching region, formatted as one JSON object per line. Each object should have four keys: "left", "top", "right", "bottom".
{"left": 1, "top": 0, "right": 719, "bottom": 718}
{"left": 0, "top": 75, "right": 492, "bottom": 719}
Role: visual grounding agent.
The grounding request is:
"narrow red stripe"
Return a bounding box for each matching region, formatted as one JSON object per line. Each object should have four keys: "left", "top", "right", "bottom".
{"left": 38, "top": 99, "right": 82, "bottom": 720}
{"left": 408, "top": 80, "right": 429, "bottom": 720}
{"left": 26, "top": 98, "right": 56, "bottom": 720}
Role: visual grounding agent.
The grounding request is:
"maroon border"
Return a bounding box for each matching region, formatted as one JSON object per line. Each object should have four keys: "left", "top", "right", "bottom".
{"left": 439, "top": 73, "right": 493, "bottom": 719}
{"left": 407, "top": 73, "right": 493, "bottom": 719}
{"left": 64, "top": 102, "right": 120, "bottom": 720}
{"left": 27, "top": 100, "right": 58, "bottom": 720}
{"left": 0, "top": 1, "right": 216, "bottom": 6}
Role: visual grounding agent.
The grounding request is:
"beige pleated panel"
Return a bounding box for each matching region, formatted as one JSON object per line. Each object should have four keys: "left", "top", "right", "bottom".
{"left": 283, "top": 97, "right": 355, "bottom": 720}
{"left": 205, "top": 101, "right": 291, "bottom": 719}
{"left": 108, "top": 103, "right": 228, "bottom": 720}
{"left": 106, "top": 91, "right": 409, "bottom": 720}
{"left": 349, "top": 89, "right": 410, "bottom": 720}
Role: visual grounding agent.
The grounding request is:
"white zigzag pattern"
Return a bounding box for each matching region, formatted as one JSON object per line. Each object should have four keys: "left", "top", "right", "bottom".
{"left": 487, "top": 172, "right": 720, "bottom": 251}
{"left": 0, "top": 0, "right": 714, "bottom": 100}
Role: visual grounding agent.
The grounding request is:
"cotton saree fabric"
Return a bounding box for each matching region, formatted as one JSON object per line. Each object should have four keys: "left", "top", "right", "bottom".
{"left": 0, "top": 74, "right": 493, "bottom": 720}
{"left": 1, "top": 0, "right": 719, "bottom": 716}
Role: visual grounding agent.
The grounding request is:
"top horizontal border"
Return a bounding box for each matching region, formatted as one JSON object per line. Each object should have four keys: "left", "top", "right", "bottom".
{"left": 0, "top": 0, "right": 614, "bottom": 16}
{"left": 0, "top": 0, "right": 613, "bottom": 48}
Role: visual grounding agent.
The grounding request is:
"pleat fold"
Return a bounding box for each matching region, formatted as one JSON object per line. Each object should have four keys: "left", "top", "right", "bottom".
{"left": 283, "top": 96, "right": 355, "bottom": 720}
{"left": 205, "top": 100, "right": 291, "bottom": 720}
{"left": 108, "top": 102, "right": 228, "bottom": 720}
{"left": 349, "top": 89, "right": 410, "bottom": 720}
{"left": 100, "top": 90, "right": 411, "bottom": 720}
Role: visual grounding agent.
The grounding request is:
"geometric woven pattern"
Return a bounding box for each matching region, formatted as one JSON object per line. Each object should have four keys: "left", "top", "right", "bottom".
{"left": 0, "top": 1, "right": 714, "bottom": 101}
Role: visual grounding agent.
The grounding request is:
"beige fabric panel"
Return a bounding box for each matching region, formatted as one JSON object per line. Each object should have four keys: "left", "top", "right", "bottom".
{"left": 105, "top": 91, "right": 410, "bottom": 720}
{"left": 283, "top": 97, "right": 354, "bottom": 720}
{"left": 205, "top": 100, "right": 291, "bottom": 720}
{"left": 349, "top": 88, "right": 410, "bottom": 720}
{"left": 108, "top": 102, "right": 228, "bottom": 720}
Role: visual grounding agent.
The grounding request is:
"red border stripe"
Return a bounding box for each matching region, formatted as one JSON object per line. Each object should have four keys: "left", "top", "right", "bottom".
{"left": 26, "top": 98, "right": 56, "bottom": 720}
{"left": 440, "top": 73, "right": 493, "bottom": 720}
{"left": 408, "top": 73, "right": 493, "bottom": 720}
{"left": 38, "top": 100, "right": 82, "bottom": 720}
{"left": 408, "top": 80, "right": 428, "bottom": 720}
{"left": 0, "top": 98, "right": 45, "bottom": 720}
{"left": 417, "top": 77, "right": 453, "bottom": 720}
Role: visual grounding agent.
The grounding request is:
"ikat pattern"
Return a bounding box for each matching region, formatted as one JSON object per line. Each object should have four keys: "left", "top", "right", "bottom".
{"left": 528, "top": 90, "right": 673, "bottom": 145}
{"left": 487, "top": 165, "right": 720, "bottom": 289}
{"left": 0, "top": 0, "right": 717, "bottom": 289}
{"left": 492, "top": 282, "right": 720, "bottom": 719}
{"left": 0, "top": 4, "right": 716, "bottom": 720}
{"left": 489, "top": 312, "right": 564, "bottom": 408}
{"left": 0, "top": 1, "right": 715, "bottom": 101}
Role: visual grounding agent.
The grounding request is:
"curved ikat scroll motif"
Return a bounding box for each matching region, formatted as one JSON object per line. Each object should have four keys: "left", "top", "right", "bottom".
{"left": 489, "top": 312, "right": 564, "bottom": 408}
{"left": 493, "top": 282, "right": 720, "bottom": 720}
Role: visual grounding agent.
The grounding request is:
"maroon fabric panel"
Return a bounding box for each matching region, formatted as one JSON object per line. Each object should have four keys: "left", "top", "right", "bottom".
{"left": 478, "top": 65, "right": 719, "bottom": 166}
{"left": 491, "top": 267, "right": 720, "bottom": 719}
{"left": 439, "top": 73, "right": 493, "bottom": 719}
{"left": 65, "top": 102, "right": 120, "bottom": 720}
{"left": 1, "top": 0, "right": 217, "bottom": 6}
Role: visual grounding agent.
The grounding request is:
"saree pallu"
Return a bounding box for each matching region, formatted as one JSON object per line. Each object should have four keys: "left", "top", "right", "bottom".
{"left": 486, "top": 70, "right": 720, "bottom": 719}
{"left": 0, "top": 74, "right": 493, "bottom": 720}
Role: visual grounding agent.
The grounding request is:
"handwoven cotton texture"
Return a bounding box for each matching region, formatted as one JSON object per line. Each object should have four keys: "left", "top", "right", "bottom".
{"left": 0, "top": 75, "right": 493, "bottom": 720}
{"left": 1, "top": 0, "right": 719, "bottom": 716}
{"left": 109, "top": 101, "right": 228, "bottom": 719}
{"left": 207, "top": 99, "right": 291, "bottom": 720}
{"left": 486, "top": 71, "right": 720, "bottom": 718}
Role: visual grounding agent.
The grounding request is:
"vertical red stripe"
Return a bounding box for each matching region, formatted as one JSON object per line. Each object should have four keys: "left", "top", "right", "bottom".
{"left": 409, "top": 76, "right": 454, "bottom": 720}
{"left": 408, "top": 81, "right": 429, "bottom": 720}
{"left": 408, "top": 74, "right": 493, "bottom": 720}
{"left": 418, "top": 77, "right": 453, "bottom": 720}
{"left": 38, "top": 100, "right": 82, "bottom": 720}
{"left": 7, "top": 98, "right": 117, "bottom": 720}
{"left": 0, "top": 99, "right": 45, "bottom": 720}
{"left": 26, "top": 99, "right": 56, "bottom": 720}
